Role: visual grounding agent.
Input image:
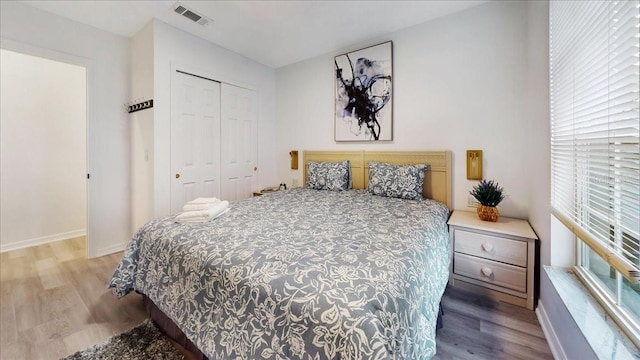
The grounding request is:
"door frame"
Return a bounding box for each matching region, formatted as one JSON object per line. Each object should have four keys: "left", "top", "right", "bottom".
{"left": 171, "top": 62, "right": 257, "bottom": 94}
{"left": 1, "top": 38, "right": 94, "bottom": 257}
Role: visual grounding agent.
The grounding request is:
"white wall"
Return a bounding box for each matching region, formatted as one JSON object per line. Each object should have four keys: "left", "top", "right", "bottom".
{"left": 524, "top": 0, "right": 551, "bottom": 268}
{"left": 130, "top": 22, "right": 155, "bottom": 234}
{"left": 0, "top": 49, "right": 86, "bottom": 252}
{"left": 1, "top": 1, "right": 130, "bottom": 257}
{"left": 149, "top": 20, "right": 277, "bottom": 219}
{"left": 276, "top": 1, "right": 540, "bottom": 220}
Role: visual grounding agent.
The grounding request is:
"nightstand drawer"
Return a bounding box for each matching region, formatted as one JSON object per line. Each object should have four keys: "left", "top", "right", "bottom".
{"left": 454, "top": 229, "right": 527, "bottom": 267}
{"left": 454, "top": 253, "right": 526, "bottom": 293}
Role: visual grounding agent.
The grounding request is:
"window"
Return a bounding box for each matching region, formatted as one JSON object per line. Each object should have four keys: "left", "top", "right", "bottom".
{"left": 550, "top": 0, "right": 640, "bottom": 347}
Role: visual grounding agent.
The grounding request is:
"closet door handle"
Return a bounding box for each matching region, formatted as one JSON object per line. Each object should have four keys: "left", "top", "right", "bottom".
{"left": 175, "top": 173, "right": 181, "bottom": 179}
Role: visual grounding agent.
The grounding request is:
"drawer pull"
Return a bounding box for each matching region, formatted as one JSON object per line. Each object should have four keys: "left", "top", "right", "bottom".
{"left": 481, "top": 242, "right": 494, "bottom": 253}
{"left": 481, "top": 267, "right": 494, "bottom": 278}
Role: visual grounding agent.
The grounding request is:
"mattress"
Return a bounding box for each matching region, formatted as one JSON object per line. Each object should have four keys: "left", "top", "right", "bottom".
{"left": 109, "top": 188, "right": 451, "bottom": 359}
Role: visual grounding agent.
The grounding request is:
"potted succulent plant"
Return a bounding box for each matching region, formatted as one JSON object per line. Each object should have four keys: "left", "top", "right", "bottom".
{"left": 469, "top": 180, "right": 505, "bottom": 222}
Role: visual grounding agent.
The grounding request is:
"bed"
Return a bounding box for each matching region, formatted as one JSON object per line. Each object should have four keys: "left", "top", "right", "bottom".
{"left": 109, "top": 150, "right": 452, "bottom": 359}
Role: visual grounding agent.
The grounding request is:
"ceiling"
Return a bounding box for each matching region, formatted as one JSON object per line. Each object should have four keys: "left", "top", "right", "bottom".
{"left": 21, "top": 0, "right": 486, "bottom": 68}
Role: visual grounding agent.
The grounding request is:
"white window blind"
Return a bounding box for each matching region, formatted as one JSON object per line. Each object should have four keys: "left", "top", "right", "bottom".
{"left": 550, "top": 0, "right": 640, "bottom": 284}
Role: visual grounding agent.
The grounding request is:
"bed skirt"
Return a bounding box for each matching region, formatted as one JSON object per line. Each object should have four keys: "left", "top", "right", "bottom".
{"left": 142, "top": 293, "right": 444, "bottom": 360}
{"left": 142, "top": 294, "right": 208, "bottom": 360}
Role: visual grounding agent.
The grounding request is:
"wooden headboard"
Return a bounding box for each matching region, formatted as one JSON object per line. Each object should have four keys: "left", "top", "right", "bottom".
{"left": 303, "top": 150, "right": 452, "bottom": 209}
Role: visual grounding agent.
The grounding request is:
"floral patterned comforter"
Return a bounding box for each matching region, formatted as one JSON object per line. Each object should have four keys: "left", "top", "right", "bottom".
{"left": 109, "top": 188, "right": 451, "bottom": 359}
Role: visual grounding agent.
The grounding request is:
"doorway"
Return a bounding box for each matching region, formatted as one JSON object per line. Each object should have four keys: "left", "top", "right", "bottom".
{"left": 0, "top": 48, "right": 88, "bottom": 254}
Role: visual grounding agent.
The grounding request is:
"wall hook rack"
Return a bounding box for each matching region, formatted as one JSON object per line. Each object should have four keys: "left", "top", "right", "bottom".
{"left": 126, "top": 99, "right": 153, "bottom": 114}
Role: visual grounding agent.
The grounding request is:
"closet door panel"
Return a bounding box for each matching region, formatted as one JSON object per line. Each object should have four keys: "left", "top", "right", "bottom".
{"left": 170, "top": 71, "right": 221, "bottom": 213}
{"left": 221, "top": 84, "right": 257, "bottom": 201}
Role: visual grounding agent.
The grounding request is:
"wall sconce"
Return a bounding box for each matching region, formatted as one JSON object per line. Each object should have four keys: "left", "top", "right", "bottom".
{"left": 467, "top": 150, "right": 483, "bottom": 180}
{"left": 290, "top": 150, "right": 299, "bottom": 170}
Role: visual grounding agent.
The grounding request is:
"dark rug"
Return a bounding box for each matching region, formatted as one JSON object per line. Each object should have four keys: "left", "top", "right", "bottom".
{"left": 62, "top": 319, "right": 184, "bottom": 360}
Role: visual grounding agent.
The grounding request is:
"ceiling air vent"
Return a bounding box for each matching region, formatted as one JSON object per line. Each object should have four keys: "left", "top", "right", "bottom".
{"left": 172, "top": 2, "right": 210, "bottom": 26}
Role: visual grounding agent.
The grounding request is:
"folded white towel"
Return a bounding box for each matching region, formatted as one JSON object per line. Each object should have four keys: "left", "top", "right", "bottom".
{"left": 187, "top": 197, "right": 219, "bottom": 205}
{"left": 176, "top": 200, "right": 229, "bottom": 223}
{"left": 207, "top": 200, "right": 229, "bottom": 218}
{"left": 176, "top": 210, "right": 209, "bottom": 220}
{"left": 182, "top": 199, "right": 221, "bottom": 212}
{"left": 178, "top": 208, "right": 230, "bottom": 223}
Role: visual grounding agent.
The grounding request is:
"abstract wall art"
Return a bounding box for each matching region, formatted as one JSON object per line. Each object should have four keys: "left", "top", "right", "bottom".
{"left": 335, "top": 41, "right": 393, "bottom": 142}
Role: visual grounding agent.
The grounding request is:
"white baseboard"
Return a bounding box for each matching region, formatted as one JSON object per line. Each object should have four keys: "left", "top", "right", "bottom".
{"left": 0, "top": 229, "right": 86, "bottom": 253}
{"left": 90, "top": 241, "right": 128, "bottom": 259}
{"left": 536, "top": 299, "right": 567, "bottom": 360}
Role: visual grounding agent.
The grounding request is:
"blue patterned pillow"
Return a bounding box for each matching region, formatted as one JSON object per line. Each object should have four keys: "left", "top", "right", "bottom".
{"left": 307, "top": 160, "right": 351, "bottom": 191}
{"left": 367, "top": 161, "right": 428, "bottom": 200}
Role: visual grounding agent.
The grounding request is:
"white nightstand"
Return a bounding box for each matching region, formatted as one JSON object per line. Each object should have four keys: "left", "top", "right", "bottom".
{"left": 447, "top": 210, "right": 538, "bottom": 310}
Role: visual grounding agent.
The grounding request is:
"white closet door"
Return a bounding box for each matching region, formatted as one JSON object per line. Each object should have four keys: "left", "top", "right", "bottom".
{"left": 221, "top": 83, "right": 258, "bottom": 201}
{"left": 170, "top": 71, "right": 221, "bottom": 214}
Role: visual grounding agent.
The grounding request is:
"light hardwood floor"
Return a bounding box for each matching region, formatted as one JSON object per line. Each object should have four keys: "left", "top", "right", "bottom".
{"left": 0, "top": 237, "right": 553, "bottom": 360}
{"left": 0, "top": 237, "right": 146, "bottom": 360}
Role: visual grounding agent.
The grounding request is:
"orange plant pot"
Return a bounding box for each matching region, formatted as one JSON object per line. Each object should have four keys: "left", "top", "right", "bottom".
{"left": 477, "top": 205, "right": 500, "bottom": 222}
